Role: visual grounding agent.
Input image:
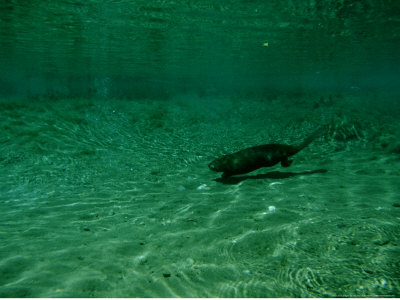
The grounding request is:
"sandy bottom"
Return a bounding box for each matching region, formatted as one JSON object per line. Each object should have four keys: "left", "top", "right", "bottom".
{"left": 0, "top": 93, "right": 399, "bottom": 297}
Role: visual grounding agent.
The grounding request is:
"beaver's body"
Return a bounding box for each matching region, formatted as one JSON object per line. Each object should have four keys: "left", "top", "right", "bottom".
{"left": 208, "top": 127, "right": 323, "bottom": 177}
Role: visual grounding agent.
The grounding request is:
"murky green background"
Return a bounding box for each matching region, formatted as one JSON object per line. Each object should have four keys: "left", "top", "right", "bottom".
{"left": 1, "top": 0, "right": 399, "bottom": 98}
{"left": 1, "top": 0, "right": 399, "bottom": 297}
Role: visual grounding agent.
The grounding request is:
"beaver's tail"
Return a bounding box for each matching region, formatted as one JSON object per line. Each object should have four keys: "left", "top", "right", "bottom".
{"left": 296, "top": 126, "right": 325, "bottom": 153}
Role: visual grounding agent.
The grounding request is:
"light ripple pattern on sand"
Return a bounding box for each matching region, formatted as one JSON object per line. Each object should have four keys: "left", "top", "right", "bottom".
{"left": 0, "top": 95, "right": 399, "bottom": 297}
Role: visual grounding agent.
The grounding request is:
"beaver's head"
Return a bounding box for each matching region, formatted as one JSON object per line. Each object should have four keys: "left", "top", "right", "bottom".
{"left": 208, "top": 161, "right": 219, "bottom": 171}
{"left": 208, "top": 157, "right": 227, "bottom": 172}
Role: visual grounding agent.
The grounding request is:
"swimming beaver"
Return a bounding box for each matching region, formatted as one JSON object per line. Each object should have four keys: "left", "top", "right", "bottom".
{"left": 208, "top": 127, "right": 323, "bottom": 177}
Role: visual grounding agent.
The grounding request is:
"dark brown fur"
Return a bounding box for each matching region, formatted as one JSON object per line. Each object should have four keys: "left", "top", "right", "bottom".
{"left": 209, "top": 127, "right": 323, "bottom": 177}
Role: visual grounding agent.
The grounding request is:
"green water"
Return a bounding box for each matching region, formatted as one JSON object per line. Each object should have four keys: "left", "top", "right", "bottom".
{"left": 1, "top": 0, "right": 399, "bottom": 97}
{"left": 1, "top": 0, "right": 400, "bottom": 298}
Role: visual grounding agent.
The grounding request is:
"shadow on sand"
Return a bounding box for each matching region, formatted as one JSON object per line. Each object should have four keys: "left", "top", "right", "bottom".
{"left": 213, "top": 169, "right": 328, "bottom": 185}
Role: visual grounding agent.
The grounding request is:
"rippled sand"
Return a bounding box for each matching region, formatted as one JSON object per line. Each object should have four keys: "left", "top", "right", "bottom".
{"left": 0, "top": 94, "right": 399, "bottom": 297}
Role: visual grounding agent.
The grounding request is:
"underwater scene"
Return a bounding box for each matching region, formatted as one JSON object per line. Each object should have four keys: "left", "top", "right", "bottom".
{"left": 0, "top": 0, "right": 399, "bottom": 298}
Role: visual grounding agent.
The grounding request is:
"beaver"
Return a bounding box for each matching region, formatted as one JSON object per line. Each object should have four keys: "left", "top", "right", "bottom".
{"left": 208, "top": 127, "right": 324, "bottom": 177}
